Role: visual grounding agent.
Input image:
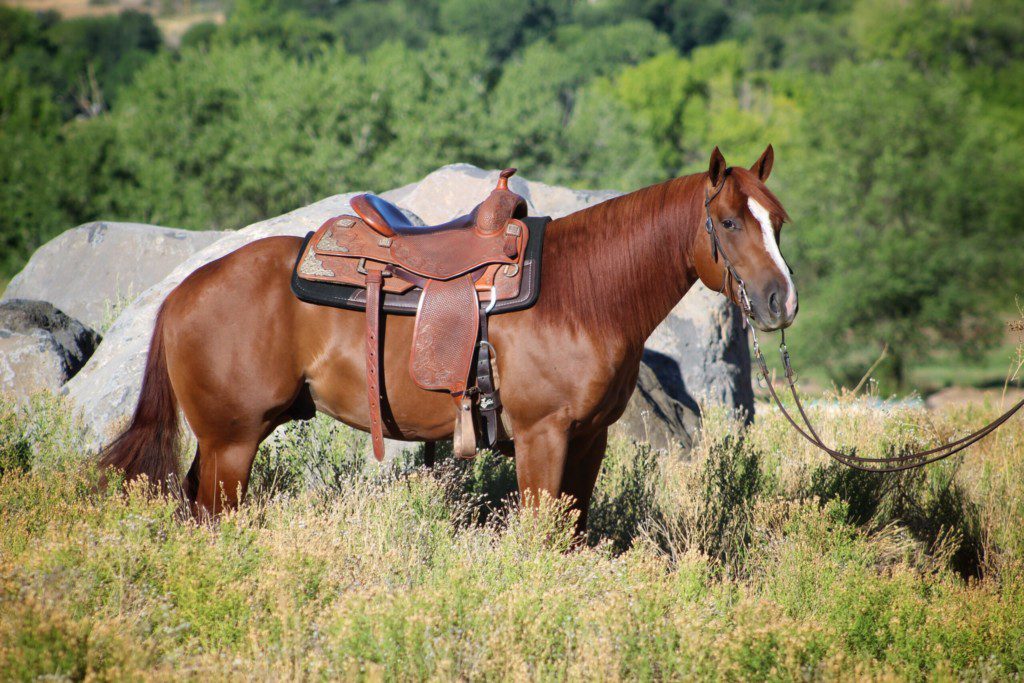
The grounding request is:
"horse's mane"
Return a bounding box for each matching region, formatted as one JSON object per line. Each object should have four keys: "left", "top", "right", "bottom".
{"left": 534, "top": 167, "right": 788, "bottom": 345}
{"left": 535, "top": 174, "right": 704, "bottom": 344}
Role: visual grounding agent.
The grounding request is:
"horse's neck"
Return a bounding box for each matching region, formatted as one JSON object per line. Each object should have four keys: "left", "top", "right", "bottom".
{"left": 540, "top": 174, "right": 704, "bottom": 350}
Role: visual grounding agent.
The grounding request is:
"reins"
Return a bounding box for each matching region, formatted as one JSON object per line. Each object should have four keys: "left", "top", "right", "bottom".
{"left": 703, "top": 181, "right": 1024, "bottom": 472}
{"left": 750, "top": 328, "right": 1024, "bottom": 472}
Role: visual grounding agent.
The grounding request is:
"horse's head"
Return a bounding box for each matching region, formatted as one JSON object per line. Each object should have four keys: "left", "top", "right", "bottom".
{"left": 694, "top": 145, "right": 797, "bottom": 332}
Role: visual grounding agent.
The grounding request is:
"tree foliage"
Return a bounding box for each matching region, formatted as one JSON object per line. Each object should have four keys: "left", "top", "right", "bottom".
{"left": 2, "top": 0, "right": 1023, "bottom": 389}
{"left": 780, "top": 62, "right": 1024, "bottom": 383}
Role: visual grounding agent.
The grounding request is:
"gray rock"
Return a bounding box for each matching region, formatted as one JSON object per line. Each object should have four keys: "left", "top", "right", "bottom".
{"left": 2, "top": 222, "right": 227, "bottom": 330}
{"left": 382, "top": 163, "right": 621, "bottom": 223}
{"left": 0, "top": 300, "right": 100, "bottom": 399}
{"left": 645, "top": 282, "right": 754, "bottom": 421}
{"left": 379, "top": 438, "right": 417, "bottom": 462}
{"left": 610, "top": 361, "right": 699, "bottom": 453}
{"left": 361, "top": 437, "right": 422, "bottom": 465}
{"left": 64, "top": 194, "right": 369, "bottom": 447}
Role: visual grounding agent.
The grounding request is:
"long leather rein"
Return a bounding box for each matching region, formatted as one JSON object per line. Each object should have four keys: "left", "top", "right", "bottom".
{"left": 703, "top": 183, "right": 1024, "bottom": 472}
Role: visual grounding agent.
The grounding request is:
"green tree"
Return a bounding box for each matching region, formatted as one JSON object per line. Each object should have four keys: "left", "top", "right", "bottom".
{"left": 438, "top": 0, "right": 573, "bottom": 61}
{"left": 0, "top": 66, "right": 64, "bottom": 276}
{"left": 179, "top": 21, "right": 220, "bottom": 50}
{"left": 850, "top": 0, "right": 1024, "bottom": 72}
{"left": 780, "top": 62, "right": 1024, "bottom": 387}
{"left": 558, "top": 80, "right": 663, "bottom": 189}
{"left": 0, "top": 7, "right": 162, "bottom": 119}
{"left": 0, "top": 5, "right": 46, "bottom": 60}
{"left": 220, "top": 0, "right": 337, "bottom": 58}
{"left": 572, "top": 0, "right": 731, "bottom": 54}
{"left": 486, "top": 22, "right": 668, "bottom": 187}
{"left": 332, "top": 1, "right": 437, "bottom": 53}
{"left": 612, "top": 43, "right": 799, "bottom": 174}
{"left": 45, "top": 10, "right": 162, "bottom": 116}
{"left": 101, "top": 42, "right": 366, "bottom": 228}
{"left": 744, "top": 11, "right": 854, "bottom": 72}
{"left": 97, "top": 37, "right": 497, "bottom": 229}
{"left": 353, "top": 37, "right": 495, "bottom": 188}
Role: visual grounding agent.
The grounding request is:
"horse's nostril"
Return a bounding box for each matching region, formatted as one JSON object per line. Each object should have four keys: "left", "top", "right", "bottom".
{"left": 768, "top": 291, "right": 781, "bottom": 317}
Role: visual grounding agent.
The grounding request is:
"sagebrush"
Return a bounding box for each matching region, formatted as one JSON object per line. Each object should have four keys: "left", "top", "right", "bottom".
{"left": 2, "top": 390, "right": 1023, "bottom": 679}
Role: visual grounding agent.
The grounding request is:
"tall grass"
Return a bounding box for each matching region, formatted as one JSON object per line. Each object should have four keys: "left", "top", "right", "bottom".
{"left": 1, "top": 388, "right": 1023, "bottom": 680}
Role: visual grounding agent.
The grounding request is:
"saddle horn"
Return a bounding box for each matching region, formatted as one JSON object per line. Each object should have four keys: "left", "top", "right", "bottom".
{"left": 476, "top": 168, "right": 527, "bottom": 236}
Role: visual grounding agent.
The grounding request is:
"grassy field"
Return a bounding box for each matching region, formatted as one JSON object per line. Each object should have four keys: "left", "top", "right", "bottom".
{"left": 754, "top": 326, "right": 1024, "bottom": 401}
{"left": 2, "top": 389, "right": 1023, "bottom": 681}
{"left": 7, "top": 0, "right": 224, "bottom": 45}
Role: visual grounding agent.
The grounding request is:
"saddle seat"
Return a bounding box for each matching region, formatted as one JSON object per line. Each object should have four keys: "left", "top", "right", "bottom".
{"left": 293, "top": 168, "right": 540, "bottom": 462}
{"left": 351, "top": 195, "right": 477, "bottom": 236}
{"left": 352, "top": 168, "right": 526, "bottom": 238}
{"left": 307, "top": 168, "right": 527, "bottom": 283}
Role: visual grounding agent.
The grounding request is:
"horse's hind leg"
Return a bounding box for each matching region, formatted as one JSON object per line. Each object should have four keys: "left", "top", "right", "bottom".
{"left": 179, "top": 388, "right": 308, "bottom": 517}
{"left": 183, "top": 445, "right": 201, "bottom": 504}
{"left": 191, "top": 438, "right": 260, "bottom": 518}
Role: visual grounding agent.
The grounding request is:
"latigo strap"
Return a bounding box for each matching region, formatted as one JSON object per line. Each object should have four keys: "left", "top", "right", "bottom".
{"left": 364, "top": 269, "right": 386, "bottom": 461}
{"left": 475, "top": 308, "right": 501, "bottom": 447}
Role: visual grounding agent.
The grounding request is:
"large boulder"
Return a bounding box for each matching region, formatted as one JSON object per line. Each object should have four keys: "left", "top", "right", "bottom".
{"left": 609, "top": 361, "right": 699, "bottom": 453}
{"left": 607, "top": 285, "right": 752, "bottom": 453}
{"left": 645, "top": 282, "right": 754, "bottom": 421}
{"left": 0, "top": 300, "right": 100, "bottom": 399}
{"left": 1, "top": 222, "right": 227, "bottom": 330}
{"left": 381, "top": 164, "right": 621, "bottom": 223}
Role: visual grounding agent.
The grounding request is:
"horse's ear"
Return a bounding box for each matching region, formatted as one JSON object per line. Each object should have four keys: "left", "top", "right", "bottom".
{"left": 751, "top": 144, "right": 774, "bottom": 182}
{"left": 708, "top": 146, "right": 727, "bottom": 187}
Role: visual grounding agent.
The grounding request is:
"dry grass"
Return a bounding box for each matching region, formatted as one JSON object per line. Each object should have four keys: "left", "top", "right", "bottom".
{"left": 6, "top": 0, "right": 226, "bottom": 47}
{"left": 1, "top": 388, "right": 1023, "bottom": 680}
{"left": 6, "top": 0, "right": 133, "bottom": 20}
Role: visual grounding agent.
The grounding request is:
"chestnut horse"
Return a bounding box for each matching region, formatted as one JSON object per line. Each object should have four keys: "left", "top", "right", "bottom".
{"left": 101, "top": 146, "right": 797, "bottom": 529}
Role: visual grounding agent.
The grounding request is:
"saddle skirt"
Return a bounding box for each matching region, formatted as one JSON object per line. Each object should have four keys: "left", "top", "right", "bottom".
{"left": 291, "top": 169, "right": 548, "bottom": 461}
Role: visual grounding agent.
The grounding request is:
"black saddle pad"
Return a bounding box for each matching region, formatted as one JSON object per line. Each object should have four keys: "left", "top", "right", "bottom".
{"left": 290, "top": 216, "right": 549, "bottom": 316}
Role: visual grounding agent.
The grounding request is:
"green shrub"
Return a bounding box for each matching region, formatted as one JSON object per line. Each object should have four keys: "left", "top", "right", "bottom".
{"left": 2, "top": 392, "right": 1023, "bottom": 679}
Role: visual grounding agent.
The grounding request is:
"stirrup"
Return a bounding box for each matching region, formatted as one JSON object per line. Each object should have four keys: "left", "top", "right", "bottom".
{"left": 453, "top": 395, "right": 477, "bottom": 459}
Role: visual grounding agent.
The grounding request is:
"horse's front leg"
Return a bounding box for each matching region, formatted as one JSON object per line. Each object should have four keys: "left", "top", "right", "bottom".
{"left": 560, "top": 428, "right": 608, "bottom": 536}
{"left": 513, "top": 416, "right": 570, "bottom": 508}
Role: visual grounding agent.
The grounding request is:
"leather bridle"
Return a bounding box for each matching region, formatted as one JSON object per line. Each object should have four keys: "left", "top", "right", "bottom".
{"left": 703, "top": 181, "right": 1024, "bottom": 472}
{"left": 704, "top": 182, "right": 753, "bottom": 310}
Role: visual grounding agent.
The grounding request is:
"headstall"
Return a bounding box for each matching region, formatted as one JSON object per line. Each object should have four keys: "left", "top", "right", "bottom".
{"left": 703, "top": 181, "right": 1024, "bottom": 472}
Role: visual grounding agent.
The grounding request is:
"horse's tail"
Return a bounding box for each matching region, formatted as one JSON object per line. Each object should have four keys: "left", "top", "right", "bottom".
{"left": 99, "top": 303, "right": 182, "bottom": 491}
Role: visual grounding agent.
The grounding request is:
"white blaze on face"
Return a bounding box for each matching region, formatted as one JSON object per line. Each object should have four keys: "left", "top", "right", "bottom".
{"left": 747, "top": 198, "right": 797, "bottom": 318}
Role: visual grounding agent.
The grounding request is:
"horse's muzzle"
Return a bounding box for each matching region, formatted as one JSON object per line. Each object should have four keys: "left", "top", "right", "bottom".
{"left": 751, "top": 286, "right": 798, "bottom": 331}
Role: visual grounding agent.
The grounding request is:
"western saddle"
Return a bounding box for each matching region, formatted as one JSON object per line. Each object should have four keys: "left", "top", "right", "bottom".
{"left": 291, "top": 169, "right": 547, "bottom": 461}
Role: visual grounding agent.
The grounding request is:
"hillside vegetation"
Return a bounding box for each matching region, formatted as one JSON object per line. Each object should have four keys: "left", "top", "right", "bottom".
{"left": 2, "top": 0, "right": 1024, "bottom": 392}
{"left": 2, "top": 388, "right": 1024, "bottom": 679}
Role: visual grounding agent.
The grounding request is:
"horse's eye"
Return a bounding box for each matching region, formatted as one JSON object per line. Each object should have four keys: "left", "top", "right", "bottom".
{"left": 722, "top": 219, "right": 737, "bottom": 230}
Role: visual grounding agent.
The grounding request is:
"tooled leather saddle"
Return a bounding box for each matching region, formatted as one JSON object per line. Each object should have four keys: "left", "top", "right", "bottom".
{"left": 290, "top": 169, "right": 548, "bottom": 461}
